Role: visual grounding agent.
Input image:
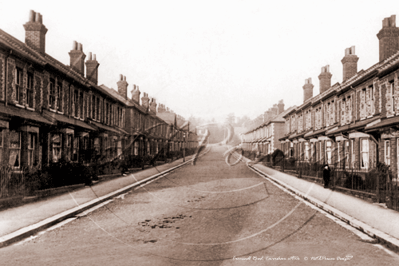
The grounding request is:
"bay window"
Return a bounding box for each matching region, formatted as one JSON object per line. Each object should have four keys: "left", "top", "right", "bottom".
{"left": 28, "top": 133, "right": 36, "bottom": 166}
{"left": 326, "top": 141, "right": 332, "bottom": 165}
{"left": 361, "top": 139, "right": 369, "bottom": 169}
{"left": 9, "top": 131, "right": 21, "bottom": 168}
{"left": 51, "top": 133, "right": 62, "bottom": 163}
{"left": 385, "top": 140, "right": 391, "bottom": 166}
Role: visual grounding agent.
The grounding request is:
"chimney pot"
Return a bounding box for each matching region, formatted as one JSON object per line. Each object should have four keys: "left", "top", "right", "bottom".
{"left": 88, "top": 52, "right": 92, "bottom": 60}
{"left": 29, "top": 10, "right": 35, "bottom": 22}
{"left": 123, "top": 75, "right": 126, "bottom": 81}
{"left": 93, "top": 54, "right": 96, "bottom": 60}
{"left": 72, "top": 41, "right": 77, "bottom": 50}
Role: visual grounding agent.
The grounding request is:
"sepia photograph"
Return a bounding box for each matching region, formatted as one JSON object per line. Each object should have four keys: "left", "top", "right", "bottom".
{"left": 1, "top": 0, "right": 399, "bottom": 265}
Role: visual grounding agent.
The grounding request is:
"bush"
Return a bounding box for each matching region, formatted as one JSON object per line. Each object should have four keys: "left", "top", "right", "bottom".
{"left": 364, "top": 162, "right": 393, "bottom": 191}
{"left": 343, "top": 172, "right": 364, "bottom": 190}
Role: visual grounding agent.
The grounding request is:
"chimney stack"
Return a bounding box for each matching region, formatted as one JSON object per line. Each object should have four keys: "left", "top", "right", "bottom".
{"left": 272, "top": 104, "right": 279, "bottom": 116}
{"left": 117, "top": 75, "right": 128, "bottom": 99}
{"left": 149, "top": 98, "right": 157, "bottom": 113}
{"left": 377, "top": 15, "right": 399, "bottom": 62}
{"left": 131, "top": 85, "right": 141, "bottom": 103}
{"left": 341, "top": 46, "right": 358, "bottom": 82}
{"left": 69, "top": 41, "right": 86, "bottom": 76}
{"left": 158, "top": 103, "right": 166, "bottom": 113}
{"left": 318, "top": 65, "right": 332, "bottom": 94}
{"left": 85, "top": 52, "right": 99, "bottom": 84}
{"left": 141, "top": 92, "right": 150, "bottom": 110}
{"left": 303, "top": 78, "right": 314, "bottom": 102}
{"left": 23, "top": 10, "right": 48, "bottom": 54}
{"left": 278, "top": 99, "right": 284, "bottom": 114}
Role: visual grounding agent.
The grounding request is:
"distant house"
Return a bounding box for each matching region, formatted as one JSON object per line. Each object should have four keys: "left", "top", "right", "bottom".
{"left": 242, "top": 100, "right": 295, "bottom": 155}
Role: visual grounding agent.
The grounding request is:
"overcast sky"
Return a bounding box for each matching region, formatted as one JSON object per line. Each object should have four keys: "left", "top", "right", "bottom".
{"left": 1, "top": 0, "right": 399, "bottom": 121}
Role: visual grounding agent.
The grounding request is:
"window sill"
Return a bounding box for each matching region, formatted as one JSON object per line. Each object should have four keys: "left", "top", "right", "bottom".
{"left": 15, "top": 103, "right": 25, "bottom": 109}
{"left": 57, "top": 111, "right": 64, "bottom": 115}
{"left": 26, "top": 107, "right": 35, "bottom": 112}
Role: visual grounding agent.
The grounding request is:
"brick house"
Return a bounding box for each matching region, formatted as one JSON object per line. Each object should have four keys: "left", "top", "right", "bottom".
{"left": 279, "top": 15, "right": 399, "bottom": 178}
{"left": 242, "top": 100, "right": 295, "bottom": 155}
{"left": 0, "top": 10, "right": 194, "bottom": 171}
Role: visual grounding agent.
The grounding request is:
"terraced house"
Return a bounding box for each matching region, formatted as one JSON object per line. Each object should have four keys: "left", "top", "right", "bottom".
{"left": 0, "top": 10, "right": 195, "bottom": 174}
{"left": 280, "top": 14, "right": 399, "bottom": 180}
{"left": 241, "top": 100, "right": 295, "bottom": 156}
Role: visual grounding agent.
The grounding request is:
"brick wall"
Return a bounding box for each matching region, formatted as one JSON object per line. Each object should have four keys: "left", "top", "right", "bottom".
{"left": 381, "top": 82, "right": 387, "bottom": 117}
{"left": 0, "top": 54, "right": 4, "bottom": 101}
{"left": 391, "top": 138, "right": 397, "bottom": 174}
{"left": 6, "top": 58, "right": 15, "bottom": 104}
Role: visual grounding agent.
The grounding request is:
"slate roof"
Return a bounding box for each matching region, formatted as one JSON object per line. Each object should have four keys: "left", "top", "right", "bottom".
{"left": 0, "top": 28, "right": 129, "bottom": 107}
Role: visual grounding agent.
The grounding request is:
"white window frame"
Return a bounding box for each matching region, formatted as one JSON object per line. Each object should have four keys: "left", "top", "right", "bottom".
{"left": 360, "top": 138, "right": 369, "bottom": 170}
{"left": 326, "top": 141, "right": 332, "bottom": 165}
{"left": 385, "top": 140, "right": 391, "bottom": 166}
{"left": 351, "top": 139, "right": 355, "bottom": 168}
{"left": 344, "top": 140, "right": 349, "bottom": 169}
{"left": 28, "top": 132, "right": 36, "bottom": 166}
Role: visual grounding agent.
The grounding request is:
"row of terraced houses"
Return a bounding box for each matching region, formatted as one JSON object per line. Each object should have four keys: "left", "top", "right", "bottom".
{"left": 243, "top": 14, "right": 399, "bottom": 186}
{"left": 0, "top": 10, "right": 198, "bottom": 172}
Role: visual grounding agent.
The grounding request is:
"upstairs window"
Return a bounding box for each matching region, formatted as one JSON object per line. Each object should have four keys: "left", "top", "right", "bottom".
{"left": 27, "top": 72, "right": 34, "bottom": 108}
{"left": 386, "top": 82, "right": 394, "bottom": 117}
{"left": 369, "top": 85, "right": 375, "bottom": 116}
{"left": 79, "top": 92, "right": 84, "bottom": 118}
{"left": 49, "top": 79, "right": 56, "bottom": 110}
{"left": 73, "top": 90, "right": 78, "bottom": 117}
{"left": 105, "top": 102, "right": 109, "bottom": 125}
{"left": 57, "top": 82, "right": 63, "bottom": 112}
{"left": 346, "top": 96, "right": 352, "bottom": 124}
{"left": 15, "top": 67, "right": 23, "bottom": 104}
{"left": 96, "top": 97, "right": 99, "bottom": 121}
{"left": 92, "top": 95, "right": 96, "bottom": 119}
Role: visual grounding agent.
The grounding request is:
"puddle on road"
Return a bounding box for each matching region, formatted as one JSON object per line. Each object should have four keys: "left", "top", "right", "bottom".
{"left": 138, "top": 214, "right": 192, "bottom": 230}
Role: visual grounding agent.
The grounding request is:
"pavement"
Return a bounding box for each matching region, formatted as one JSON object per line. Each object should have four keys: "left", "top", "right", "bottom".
{"left": 0, "top": 155, "right": 196, "bottom": 248}
{"left": 246, "top": 160, "right": 399, "bottom": 252}
{"left": 1, "top": 147, "right": 399, "bottom": 253}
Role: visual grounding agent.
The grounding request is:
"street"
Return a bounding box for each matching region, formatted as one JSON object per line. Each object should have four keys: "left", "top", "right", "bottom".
{"left": 1, "top": 145, "right": 398, "bottom": 265}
